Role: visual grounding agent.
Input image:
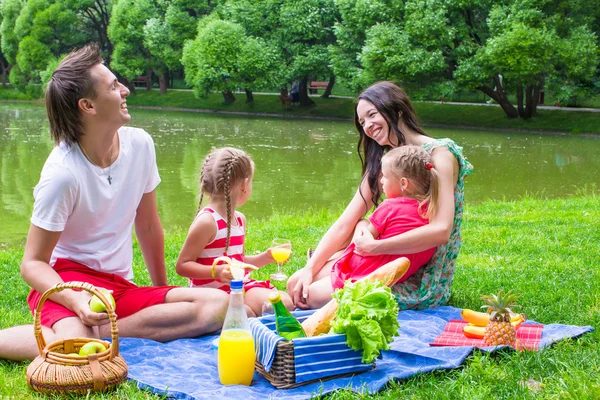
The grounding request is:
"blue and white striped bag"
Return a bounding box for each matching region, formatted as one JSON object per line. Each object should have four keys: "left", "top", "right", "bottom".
{"left": 250, "top": 310, "right": 375, "bottom": 385}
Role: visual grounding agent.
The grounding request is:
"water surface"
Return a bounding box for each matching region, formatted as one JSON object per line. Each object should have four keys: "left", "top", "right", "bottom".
{"left": 1, "top": 103, "right": 598, "bottom": 246}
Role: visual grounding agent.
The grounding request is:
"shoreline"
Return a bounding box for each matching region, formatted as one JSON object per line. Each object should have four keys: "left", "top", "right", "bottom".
{"left": 2, "top": 98, "right": 600, "bottom": 137}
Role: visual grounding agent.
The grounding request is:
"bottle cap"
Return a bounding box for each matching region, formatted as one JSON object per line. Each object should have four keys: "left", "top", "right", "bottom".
{"left": 230, "top": 280, "right": 243, "bottom": 290}
{"left": 268, "top": 290, "right": 281, "bottom": 304}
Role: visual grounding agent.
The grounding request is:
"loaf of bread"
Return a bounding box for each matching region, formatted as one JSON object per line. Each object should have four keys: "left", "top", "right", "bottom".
{"left": 301, "top": 257, "right": 411, "bottom": 337}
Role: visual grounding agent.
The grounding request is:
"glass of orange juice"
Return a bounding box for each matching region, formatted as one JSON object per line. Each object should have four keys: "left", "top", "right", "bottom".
{"left": 270, "top": 238, "right": 291, "bottom": 281}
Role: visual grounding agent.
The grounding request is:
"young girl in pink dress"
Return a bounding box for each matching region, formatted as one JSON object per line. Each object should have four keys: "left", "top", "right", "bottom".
{"left": 313, "top": 145, "right": 439, "bottom": 307}
{"left": 176, "top": 147, "right": 293, "bottom": 316}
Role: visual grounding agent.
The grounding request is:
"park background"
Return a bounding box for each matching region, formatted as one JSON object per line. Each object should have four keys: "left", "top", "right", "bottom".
{"left": 0, "top": 0, "right": 600, "bottom": 399}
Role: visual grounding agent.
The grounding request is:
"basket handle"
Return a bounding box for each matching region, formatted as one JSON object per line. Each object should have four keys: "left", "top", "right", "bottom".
{"left": 33, "top": 281, "right": 120, "bottom": 360}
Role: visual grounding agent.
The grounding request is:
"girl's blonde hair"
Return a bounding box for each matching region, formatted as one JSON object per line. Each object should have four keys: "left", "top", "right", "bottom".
{"left": 382, "top": 146, "right": 439, "bottom": 219}
{"left": 197, "top": 147, "right": 254, "bottom": 254}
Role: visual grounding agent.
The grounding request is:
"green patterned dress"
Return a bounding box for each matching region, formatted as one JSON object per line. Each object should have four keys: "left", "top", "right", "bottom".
{"left": 392, "top": 138, "right": 473, "bottom": 310}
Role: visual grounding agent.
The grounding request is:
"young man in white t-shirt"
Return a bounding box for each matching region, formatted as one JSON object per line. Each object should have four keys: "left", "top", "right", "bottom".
{"left": 0, "top": 44, "right": 229, "bottom": 361}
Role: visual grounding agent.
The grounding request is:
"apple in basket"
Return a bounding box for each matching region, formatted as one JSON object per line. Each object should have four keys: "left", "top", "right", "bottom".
{"left": 79, "top": 342, "right": 107, "bottom": 356}
{"left": 89, "top": 289, "right": 116, "bottom": 313}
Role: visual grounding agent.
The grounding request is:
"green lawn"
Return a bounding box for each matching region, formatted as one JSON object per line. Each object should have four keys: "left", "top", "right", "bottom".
{"left": 1, "top": 194, "right": 599, "bottom": 399}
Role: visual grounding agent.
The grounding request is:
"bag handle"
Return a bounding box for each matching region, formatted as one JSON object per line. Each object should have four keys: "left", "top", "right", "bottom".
{"left": 33, "top": 281, "right": 120, "bottom": 360}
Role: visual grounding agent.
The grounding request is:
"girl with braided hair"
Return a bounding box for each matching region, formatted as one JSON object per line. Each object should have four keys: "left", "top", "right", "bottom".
{"left": 304, "top": 146, "right": 440, "bottom": 309}
{"left": 176, "top": 147, "right": 293, "bottom": 316}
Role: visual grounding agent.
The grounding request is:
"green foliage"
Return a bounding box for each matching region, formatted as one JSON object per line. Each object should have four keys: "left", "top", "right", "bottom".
{"left": 144, "top": 0, "right": 213, "bottom": 73}
{"left": 182, "top": 18, "right": 245, "bottom": 96}
{"left": 108, "top": 0, "right": 156, "bottom": 80}
{"left": 182, "top": 18, "right": 278, "bottom": 99}
{"left": 0, "top": 0, "right": 24, "bottom": 65}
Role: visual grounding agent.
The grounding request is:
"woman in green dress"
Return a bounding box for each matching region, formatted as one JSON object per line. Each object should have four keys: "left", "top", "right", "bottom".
{"left": 287, "top": 81, "right": 473, "bottom": 310}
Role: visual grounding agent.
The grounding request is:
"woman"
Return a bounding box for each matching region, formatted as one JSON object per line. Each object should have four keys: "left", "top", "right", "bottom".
{"left": 287, "top": 81, "right": 473, "bottom": 310}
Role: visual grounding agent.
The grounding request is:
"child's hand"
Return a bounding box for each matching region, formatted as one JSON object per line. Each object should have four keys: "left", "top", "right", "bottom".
{"left": 218, "top": 265, "right": 234, "bottom": 284}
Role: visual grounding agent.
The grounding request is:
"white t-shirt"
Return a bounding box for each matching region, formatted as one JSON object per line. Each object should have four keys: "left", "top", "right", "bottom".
{"left": 31, "top": 127, "right": 161, "bottom": 281}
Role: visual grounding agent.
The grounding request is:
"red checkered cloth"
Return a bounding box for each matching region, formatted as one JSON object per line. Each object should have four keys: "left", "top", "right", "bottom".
{"left": 431, "top": 320, "right": 544, "bottom": 351}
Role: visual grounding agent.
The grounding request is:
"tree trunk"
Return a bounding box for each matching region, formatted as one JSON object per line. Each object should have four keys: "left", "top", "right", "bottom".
{"left": 516, "top": 85, "right": 525, "bottom": 118}
{"left": 532, "top": 79, "right": 543, "bottom": 116}
{"left": 298, "top": 78, "right": 315, "bottom": 106}
{"left": 524, "top": 85, "right": 534, "bottom": 119}
{"left": 145, "top": 71, "right": 152, "bottom": 92}
{"left": 0, "top": 61, "right": 8, "bottom": 87}
{"left": 322, "top": 75, "right": 335, "bottom": 98}
{"left": 244, "top": 88, "right": 254, "bottom": 103}
{"left": 478, "top": 84, "right": 519, "bottom": 118}
{"left": 159, "top": 71, "right": 168, "bottom": 94}
{"left": 223, "top": 90, "right": 236, "bottom": 104}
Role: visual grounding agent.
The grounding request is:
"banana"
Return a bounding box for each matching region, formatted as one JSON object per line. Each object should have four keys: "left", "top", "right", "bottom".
{"left": 461, "top": 309, "right": 490, "bottom": 326}
{"left": 511, "top": 314, "right": 525, "bottom": 330}
{"left": 463, "top": 325, "right": 486, "bottom": 339}
{"left": 461, "top": 309, "right": 526, "bottom": 327}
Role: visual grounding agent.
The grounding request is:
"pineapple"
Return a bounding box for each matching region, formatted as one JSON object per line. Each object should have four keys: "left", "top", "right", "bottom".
{"left": 481, "top": 290, "right": 519, "bottom": 346}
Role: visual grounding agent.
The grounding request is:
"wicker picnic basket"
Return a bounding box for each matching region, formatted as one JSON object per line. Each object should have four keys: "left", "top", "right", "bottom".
{"left": 254, "top": 338, "right": 375, "bottom": 389}
{"left": 26, "top": 282, "right": 128, "bottom": 394}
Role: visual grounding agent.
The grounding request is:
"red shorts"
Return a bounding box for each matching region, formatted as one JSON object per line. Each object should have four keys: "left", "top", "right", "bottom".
{"left": 27, "top": 259, "right": 176, "bottom": 328}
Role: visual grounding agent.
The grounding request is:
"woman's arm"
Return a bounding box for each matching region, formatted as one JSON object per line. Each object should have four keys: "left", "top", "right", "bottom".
{"left": 354, "top": 147, "right": 458, "bottom": 256}
{"left": 306, "top": 178, "right": 373, "bottom": 274}
{"left": 175, "top": 214, "right": 232, "bottom": 282}
{"left": 289, "top": 179, "right": 373, "bottom": 307}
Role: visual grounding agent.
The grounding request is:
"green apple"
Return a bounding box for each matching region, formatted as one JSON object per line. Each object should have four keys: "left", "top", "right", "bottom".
{"left": 78, "top": 342, "right": 107, "bottom": 356}
{"left": 89, "top": 289, "right": 116, "bottom": 313}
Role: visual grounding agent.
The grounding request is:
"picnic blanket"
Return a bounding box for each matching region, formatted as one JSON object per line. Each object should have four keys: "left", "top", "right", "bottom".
{"left": 119, "top": 306, "right": 593, "bottom": 400}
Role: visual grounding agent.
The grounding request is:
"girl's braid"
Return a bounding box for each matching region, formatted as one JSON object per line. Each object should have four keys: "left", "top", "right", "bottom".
{"left": 196, "top": 152, "right": 213, "bottom": 215}
{"left": 220, "top": 151, "right": 240, "bottom": 255}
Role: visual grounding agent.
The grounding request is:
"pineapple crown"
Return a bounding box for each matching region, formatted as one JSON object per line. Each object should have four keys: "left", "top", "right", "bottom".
{"left": 480, "top": 290, "right": 519, "bottom": 322}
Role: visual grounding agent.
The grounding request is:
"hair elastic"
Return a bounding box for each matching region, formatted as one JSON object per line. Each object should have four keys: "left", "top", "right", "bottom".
{"left": 426, "top": 163, "right": 433, "bottom": 170}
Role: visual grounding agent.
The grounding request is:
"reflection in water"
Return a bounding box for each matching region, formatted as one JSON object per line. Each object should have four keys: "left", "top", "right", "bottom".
{"left": 1, "top": 103, "right": 599, "bottom": 246}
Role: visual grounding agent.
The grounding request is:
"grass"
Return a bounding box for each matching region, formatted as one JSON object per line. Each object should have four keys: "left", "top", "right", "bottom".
{"left": 2, "top": 85, "right": 600, "bottom": 134}
{"left": 1, "top": 194, "right": 599, "bottom": 399}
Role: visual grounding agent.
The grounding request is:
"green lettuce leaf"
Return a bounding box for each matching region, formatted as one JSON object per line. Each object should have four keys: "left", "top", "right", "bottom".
{"left": 331, "top": 280, "right": 400, "bottom": 363}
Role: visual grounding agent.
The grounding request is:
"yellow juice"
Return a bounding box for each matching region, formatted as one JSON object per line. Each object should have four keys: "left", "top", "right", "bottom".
{"left": 218, "top": 329, "right": 255, "bottom": 385}
{"left": 271, "top": 247, "right": 292, "bottom": 263}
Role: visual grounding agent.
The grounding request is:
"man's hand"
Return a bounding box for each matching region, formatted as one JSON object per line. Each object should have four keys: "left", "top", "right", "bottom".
{"left": 71, "top": 290, "right": 112, "bottom": 327}
{"left": 291, "top": 269, "right": 313, "bottom": 309}
{"left": 353, "top": 228, "right": 377, "bottom": 256}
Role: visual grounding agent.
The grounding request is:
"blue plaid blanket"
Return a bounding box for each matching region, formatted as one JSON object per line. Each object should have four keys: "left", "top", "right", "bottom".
{"left": 119, "top": 306, "right": 593, "bottom": 400}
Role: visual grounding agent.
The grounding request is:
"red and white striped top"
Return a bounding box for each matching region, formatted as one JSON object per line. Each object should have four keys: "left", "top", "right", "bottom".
{"left": 190, "top": 207, "right": 245, "bottom": 289}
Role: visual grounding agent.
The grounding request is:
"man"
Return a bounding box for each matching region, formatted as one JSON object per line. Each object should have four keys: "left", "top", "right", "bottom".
{"left": 0, "top": 44, "right": 228, "bottom": 361}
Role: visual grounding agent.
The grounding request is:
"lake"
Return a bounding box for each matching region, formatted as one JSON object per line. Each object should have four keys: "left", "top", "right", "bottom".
{"left": 1, "top": 102, "right": 598, "bottom": 246}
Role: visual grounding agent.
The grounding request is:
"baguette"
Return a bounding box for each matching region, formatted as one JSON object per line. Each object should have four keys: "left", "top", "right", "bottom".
{"left": 301, "top": 257, "right": 411, "bottom": 336}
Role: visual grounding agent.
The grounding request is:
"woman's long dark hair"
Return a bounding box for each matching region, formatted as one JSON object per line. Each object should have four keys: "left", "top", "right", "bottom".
{"left": 355, "top": 81, "right": 428, "bottom": 209}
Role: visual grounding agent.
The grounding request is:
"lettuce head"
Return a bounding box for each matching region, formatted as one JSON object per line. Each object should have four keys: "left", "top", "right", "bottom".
{"left": 331, "top": 280, "right": 400, "bottom": 363}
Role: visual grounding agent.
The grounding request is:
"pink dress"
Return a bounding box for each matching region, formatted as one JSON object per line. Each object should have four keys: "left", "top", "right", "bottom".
{"left": 330, "top": 197, "right": 436, "bottom": 290}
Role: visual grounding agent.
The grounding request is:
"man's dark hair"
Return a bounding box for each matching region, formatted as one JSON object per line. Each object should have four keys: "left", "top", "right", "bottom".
{"left": 45, "top": 43, "right": 104, "bottom": 147}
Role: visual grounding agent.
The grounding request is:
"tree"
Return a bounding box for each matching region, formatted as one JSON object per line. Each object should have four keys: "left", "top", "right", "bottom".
{"left": 218, "top": 0, "right": 339, "bottom": 106}
{"left": 3, "top": 0, "right": 115, "bottom": 95}
{"left": 108, "top": 0, "right": 157, "bottom": 91}
{"left": 182, "top": 18, "right": 277, "bottom": 104}
{"left": 143, "top": 0, "right": 214, "bottom": 94}
{"left": 331, "top": 0, "right": 598, "bottom": 119}
{"left": 455, "top": 1, "right": 598, "bottom": 118}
